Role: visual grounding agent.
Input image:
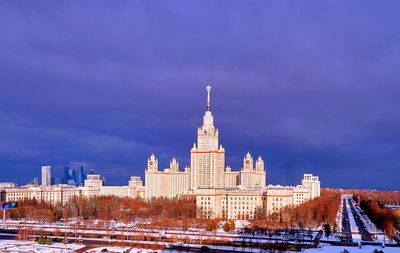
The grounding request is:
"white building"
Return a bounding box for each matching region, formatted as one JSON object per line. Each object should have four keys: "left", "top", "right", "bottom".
{"left": 3, "top": 85, "right": 320, "bottom": 221}
{"left": 194, "top": 173, "right": 320, "bottom": 219}
{"left": 41, "top": 166, "right": 52, "bottom": 187}
{"left": 301, "top": 173, "right": 321, "bottom": 199}
{"left": 144, "top": 85, "right": 320, "bottom": 219}
{"left": 0, "top": 182, "right": 16, "bottom": 189}
{"left": 3, "top": 175, "right": 145, "bottom": 205}
{"left": 145, "top": 86, "right": 268, "bottom": 200}
{"left": 145, "top": 155, "right": 191, "bottom": 199}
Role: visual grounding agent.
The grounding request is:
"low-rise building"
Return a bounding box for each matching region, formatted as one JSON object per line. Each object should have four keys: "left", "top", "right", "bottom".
{"left": 3, "top": 175, "right": 145, "bottom": 205}
{"left": 193, "top": 173, "right": 320, "bottom": 219}
{"left": 0, "top": 182, "right": 16, "bottom": 189}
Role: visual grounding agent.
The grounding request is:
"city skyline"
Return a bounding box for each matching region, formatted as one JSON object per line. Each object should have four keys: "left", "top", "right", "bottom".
{"left": 0, "top": 2, "right": 400, "bottom": 190}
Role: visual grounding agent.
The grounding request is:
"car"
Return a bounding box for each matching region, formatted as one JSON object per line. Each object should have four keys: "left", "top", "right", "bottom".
{"left": 200, "top": 246, "right": 210, "bottom": 252}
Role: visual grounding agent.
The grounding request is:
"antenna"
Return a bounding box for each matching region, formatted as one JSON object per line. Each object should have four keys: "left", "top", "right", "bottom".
{"left": 206, "top": 85, "right": 211, "bottom": 111}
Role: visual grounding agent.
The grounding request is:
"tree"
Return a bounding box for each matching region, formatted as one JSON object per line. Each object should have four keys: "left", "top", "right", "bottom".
{"left": 323, "top": 224, "right": 331, "bottom": 238}
{"left": 206, "top": 219, "right": 218, "bottom": 231}
{"left": 229, "top": 220, "right": 236, "bottom": 231}
{"left": 38, "top": 232, "right": 46, "bottom": 245}
{"left": 223, "top": 222, "right": 230, "bottom": 232}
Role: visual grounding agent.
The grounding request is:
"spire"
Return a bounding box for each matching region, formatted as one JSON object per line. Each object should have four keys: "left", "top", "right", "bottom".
{"left": 206, "top": 85, "right": 211, "bottom": 111}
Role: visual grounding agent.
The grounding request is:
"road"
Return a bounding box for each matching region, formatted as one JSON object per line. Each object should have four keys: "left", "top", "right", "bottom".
{"left": 348, "top": 198, "right": 373, "bottom": 241}
{"left": 341, "top": 198, "right": 353, "bottom": 242}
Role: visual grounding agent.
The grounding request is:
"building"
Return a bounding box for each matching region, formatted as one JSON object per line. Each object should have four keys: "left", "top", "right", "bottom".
{"left": 239, "top": 152, "right": 266, "bottom": 188}
{"left": 0, "top": 182, "right": 16, "bottom": 189}
{"left": 3, "top": 185, "right": 82, "bottom": 206}
{"left": 145, "top": 86, "right": 268, "bottom": 199}
{"left": 77, "top": 166, "right": 86, "bottom": 186}
{"left": 145, "top": 155, "right": 190, "bottom": 199}
{"left": 194, "top": 173, "right": 320, "bottom": 219}
{"left": 3, "top": 85, "right": 320, "bottom": 221}
{"left": 190, "top": 85, "right": 226, "bottom": 190}
{"left": 63, "top": 167, "right": 76, "bottom": 186}
{"left": 41, "top": 166, "right": 52, "bottom": 187}
{"left": 144, "top": 85, "right": 320, "bottom": 219}
{"left": 195, "top": 187, "right": 266, "bottom": 220}
{"left": 3, "top": 175, "right": 145, "bottom": 205}
{"left": 100, "top": 177, "right": 144, "bottom": 198}
{"left": 301, "top": 173, "right": 320, "bottom": 199}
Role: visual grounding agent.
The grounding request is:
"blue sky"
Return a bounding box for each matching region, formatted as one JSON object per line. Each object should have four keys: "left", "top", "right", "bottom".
{"left": 0, "top": 1, "right": 399, "bottom": 189}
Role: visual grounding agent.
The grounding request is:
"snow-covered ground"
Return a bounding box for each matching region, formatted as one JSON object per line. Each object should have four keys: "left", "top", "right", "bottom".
{"left": 87, "top": 247, "right": 158, "bottom": 253}
{"left": 304, "top": 244, "right": 398, "bottom": 253}
{"left": 0, "top": 240, "right": 84, "bottom": 253}
{"left": 345, "top": 196, "right": 389, "bottom": 244}
{"left": 350, "top": 198, "right": 384, "bottom": 237}
{"left": 345, "top": 198, "right": 359, "bottom": 235}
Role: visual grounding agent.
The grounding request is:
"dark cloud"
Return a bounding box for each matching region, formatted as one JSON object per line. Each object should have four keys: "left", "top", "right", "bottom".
{"left": 0, "top": 1, "right": 399, "bottom": 189}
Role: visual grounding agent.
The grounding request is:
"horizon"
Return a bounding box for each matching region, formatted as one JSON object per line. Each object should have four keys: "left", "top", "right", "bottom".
{"left": 1, "top": 1, "right": 400, "bottom": 190}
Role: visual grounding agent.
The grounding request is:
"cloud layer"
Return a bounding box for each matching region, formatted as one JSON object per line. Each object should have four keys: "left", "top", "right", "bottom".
{"left": 0, "top": 1, "right": 399, "bottom": 189}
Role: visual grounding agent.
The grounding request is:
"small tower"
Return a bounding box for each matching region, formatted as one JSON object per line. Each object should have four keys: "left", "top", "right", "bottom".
{"left": 255, "top": 155, "right": 265, "bottom": 172}
{"left": 243, "top": 152, "right": 254, "bottom": 171}
{"left": 169, "top": 157, "right": 179, "bottom": 172}
{"left": 147, "top": 153, "right": 158, "bottom": 172}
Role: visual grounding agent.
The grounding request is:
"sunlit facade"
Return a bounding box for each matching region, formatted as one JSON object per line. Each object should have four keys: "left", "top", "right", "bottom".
{"left": 2, "top": 85, "right": 320, "bottom": 220}
{"left": 3, "top": 175, "right": 144, "bottom": 205}
{"left": 144, "top": 85, "right": 320, "bottom": 219}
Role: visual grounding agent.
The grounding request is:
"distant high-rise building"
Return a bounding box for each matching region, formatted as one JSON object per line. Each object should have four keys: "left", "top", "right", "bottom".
{"left": 77, "top": 166, "right": 86, "bottom": 186}
{"left": 63, "top": 166, "right": 77, "bottom": 186}
{"left": 63, "top": 167, "right": 69, "bottom": 184}
{"left": 54, "top": 177, "right": 62, "bottom": 185}
{"left": 33, "top": 177, "right": 39, "bottom": 186}
{"left": 41, "top": 166, "right": 52, "bottom": 186}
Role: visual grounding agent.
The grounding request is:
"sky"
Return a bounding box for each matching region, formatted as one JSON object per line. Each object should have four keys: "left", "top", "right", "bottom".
{"left": 0, "top": 1, "right": 399, "bottom": 189}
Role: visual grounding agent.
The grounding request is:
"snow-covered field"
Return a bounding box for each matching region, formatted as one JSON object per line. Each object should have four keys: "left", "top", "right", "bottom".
{"left": 1, "top": 239, "right": 399, "bottom": 253}
{"left": 87, "top": 247, "right": 158, "bottom": 253}
{"left": 0, "top": 240, "right": 84, "bottom": 253}
{"left": 304, "top": 245, "right": 398, "bottom": 253}
{"left": 0, "top": 240, "right": 161, "bottom": 253}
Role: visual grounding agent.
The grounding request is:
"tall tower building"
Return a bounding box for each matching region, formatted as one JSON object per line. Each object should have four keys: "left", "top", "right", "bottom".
{"left": 41, "top": 165, "right": 52, "bottom": 187}
{"left": 255, "top": 156, "right": 266, "bottom": 188}
{"left": 145, "top": 153, "right": 160, "bottom": 199}
{"left": 77, "top": 166, "right": 86, "bottom": 186}
{"left": 190, "top": 85, "right": 225, "bottom": 190}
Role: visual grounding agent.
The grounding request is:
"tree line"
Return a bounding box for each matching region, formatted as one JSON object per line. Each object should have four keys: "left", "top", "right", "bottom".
{"left": 8, "top": 196, "right": 199, "bottom": 228}
{"left": 250, "top": 189, "right": 341, "bottom": 232}
{"left": 353, "top": 194, "right": 400, "bottom": 239}
{"left": 349, "top": 189, "right": 400, "bottom": 205}
{"left": 8, "top": 189, "right": 341, "bottom": 232}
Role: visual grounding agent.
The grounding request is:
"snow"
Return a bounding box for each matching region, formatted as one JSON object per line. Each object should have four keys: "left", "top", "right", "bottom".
{"left": 343, "top": 196, "right": 389, "bottom": 243}
{"left": 304, "top": 245, "right": 399, "bottom": 253}
{"left": 345, "top": 198, "right": 359, "bottom": 235}
{"left": 87, "top": 247, "right": 158, "bottom": 253}
{"left": 0, "top": 239, "right": 84, "bottom": 253}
